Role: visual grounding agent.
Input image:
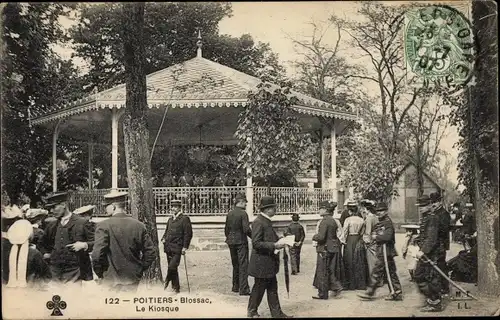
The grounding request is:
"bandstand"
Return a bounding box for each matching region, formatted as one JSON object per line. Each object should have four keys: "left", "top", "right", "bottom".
{"left": 31, "top": 39, "right": 357, "bottom": 248}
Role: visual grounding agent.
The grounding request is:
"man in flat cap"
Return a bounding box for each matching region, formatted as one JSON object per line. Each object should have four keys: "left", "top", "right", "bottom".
{"left": 40, "top": 192, "right": 95, "bottom": 283}
{"left": 360, "top": 199, "right": 379, "bottom": 284}
{"left": 73, "top": 205, "right": 97, "bottom": 282}
{"left": 247, "top": 196, "right": 291, "bottom": 318}
{"left": 92, "top": 191, "right": 155, "bottom": 292}
{"left": 161, "top": 199, "right": 193, "bottom": 293}
{"left": 312, "top": 200, "right": 343, "bottom": 300}
{"left": 224, "top": 193, "right": 252, "bottom": 295}
{"left": 284, "top": 213, "right": 305, "bottom": 276}
{"left": 358, "top": 202, "right": 403, "bottom": 301}
{"left": 429, "top": 192, "right": 451, "bottom": 295}
{"left": 413, "top": 194, "right": 445, "bottom": 312}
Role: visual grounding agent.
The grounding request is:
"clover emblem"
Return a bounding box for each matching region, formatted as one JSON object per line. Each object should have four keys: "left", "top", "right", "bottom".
{"left": 46, "top": 295, "right": 67, "bottom": 316}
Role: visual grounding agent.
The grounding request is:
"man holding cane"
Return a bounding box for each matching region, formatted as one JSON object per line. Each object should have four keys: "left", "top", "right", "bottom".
{"left": 161, "top": 199, "right": 193, "bottom": 293}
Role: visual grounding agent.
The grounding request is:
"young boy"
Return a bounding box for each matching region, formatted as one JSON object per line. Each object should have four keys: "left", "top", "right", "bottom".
{"left": 402, "top": 229, "right": 419, "bottom": 282}
{"left": 285, "top": 213, "right": 305, "bottom": 275}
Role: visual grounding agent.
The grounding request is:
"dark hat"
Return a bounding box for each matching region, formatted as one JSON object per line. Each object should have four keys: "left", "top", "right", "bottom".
{"left": 416, "top": 195, "right": 431, "bottom": 207}
{"left": 429, "top": 192, "right": 442, "bottom": 202}
{"left": 374, "top": 202, "right": 388, "bottom": 212}
{"left": 360, "top": 199, "right": 375, "bottom": 208}
{"left": 234, "top": 193, "right": 247, "bottom": 203}
{"left": 45, "top": 192, "right": 68, "bottom": 207}
{"left": 291, "top": 213, "right": 300, "bottom": 221}
{"left": 319, "top": 200, "right": 337, "bottom": 212}
{"left": 73, "top": 205, "right": 96, "bottom": 216}
{"left": 170, "top": 199, "right": 182, "bottom": 207}
{"left": 102, "top": 191, "right": 128, "bottom": 206}
{"left": 259, "top": 196, "right": 276, "bottom": 210}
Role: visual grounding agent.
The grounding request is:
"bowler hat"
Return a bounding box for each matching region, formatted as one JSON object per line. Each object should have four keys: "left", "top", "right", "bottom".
{"left": 291, "top": 213, "right": 300, "bottom": 221}
{"left": 234, "top": 193, "right": 247, "bottom": 203}
{"left": 259, "top": 196, "right": 276, "bottom": 210}
{"left": 73, "top": 205, "right": 96, "bottom": 216}
{"left": 170, "top": 199, "right": 182, "bottom": 207}
{"left": 429, "top": 192, "right": 442, "bottom": 203}
{"left": 416, "top": 195, "right": 431, "bottom": 207}
{"left": 375, "top": 202, "right": 388, "bottom": 212}
{"left": 45, "top": 192, "right": 68, "bottom": 207}
{"left": 102, "top": 191, "right": 128, "bottom": 206}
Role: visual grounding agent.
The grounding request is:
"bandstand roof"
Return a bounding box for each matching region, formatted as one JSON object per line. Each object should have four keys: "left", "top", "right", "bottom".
{"left": 31, "top": 54, "right": 357, "bottom": 146}
{"left": 32, "top": 56, "right": 357, "bottom": 125}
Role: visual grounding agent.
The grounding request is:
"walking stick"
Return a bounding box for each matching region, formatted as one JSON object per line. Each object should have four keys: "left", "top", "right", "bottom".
{"left": 421, "top": 254, "right": 478, "bottom": 300}
{"left": 183, "top": 254, "right": 191, "bottom": 293}
{"left": 382, "top": 244, "right": 395, "bottom": 295}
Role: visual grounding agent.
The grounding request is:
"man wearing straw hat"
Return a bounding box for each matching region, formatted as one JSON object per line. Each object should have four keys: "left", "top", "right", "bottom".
{"left": 92, "top": 191, "right": 155, "bottom": 292}
{"left": 40, "top": 192, "right": 95, "bottom": 283}
{"left": 247, "top": 196, "right": 291, "bottom": 318}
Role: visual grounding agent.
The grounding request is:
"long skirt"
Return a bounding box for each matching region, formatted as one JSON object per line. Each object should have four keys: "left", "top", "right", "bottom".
{"left": 343, "top": 235, "right": 368, "bottom": 290}
{"left": 313, "top": 252, "right": 343, "bottom": 291}
{"left": 447, "top": 248, "right": 478, "bottom": 283}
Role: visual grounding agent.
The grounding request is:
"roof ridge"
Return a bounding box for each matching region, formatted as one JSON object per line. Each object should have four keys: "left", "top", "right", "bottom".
{"left": 197, "top": 57, "right": 259, "bottom": 92}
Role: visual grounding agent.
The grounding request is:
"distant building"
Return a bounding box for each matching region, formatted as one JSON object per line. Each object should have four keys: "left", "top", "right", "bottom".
{"left": 390, "top": 162, "right": 443, "bottom": 225}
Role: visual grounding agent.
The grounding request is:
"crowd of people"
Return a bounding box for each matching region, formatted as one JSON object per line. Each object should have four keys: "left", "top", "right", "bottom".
{"left": 1, "top": 188, "right": 479, "bottom": 317}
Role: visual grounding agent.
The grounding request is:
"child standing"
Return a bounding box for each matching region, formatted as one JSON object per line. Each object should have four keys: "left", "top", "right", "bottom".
{"left": 402, "top": 229, "right": 419, "bottom": 282}
{"left": 285, "top": 213, "right": 305, "bottom": 275}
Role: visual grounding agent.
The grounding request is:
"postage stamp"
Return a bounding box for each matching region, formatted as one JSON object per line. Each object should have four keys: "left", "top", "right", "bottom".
{"left": 404, "top": 4, "right": 475, "bottom": 89}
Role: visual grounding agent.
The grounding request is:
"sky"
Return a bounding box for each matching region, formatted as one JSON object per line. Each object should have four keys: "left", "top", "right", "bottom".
{"left": 55, "top": 1, "right": 464, "bottom": 186}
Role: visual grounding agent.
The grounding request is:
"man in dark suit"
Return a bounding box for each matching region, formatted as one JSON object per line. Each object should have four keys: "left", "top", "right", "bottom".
{"left": 247, "top": 196, "right": 291, "bottom": 318}
{"left": 429, "top": 192, "right": 451, "bottom": 295}
{"left": 312, "top": 201, "right": 343, "bottom": 299}
{"left": 40, "top": 192, "right": 95, "bottom": 283}
{"left": 224, "top": 193, "right": 252, "bottom": 295}
{"left": 161, "top": 199, "right": 193, "bottom": 293}
{"left": 92, "top": 191, "right": 156, "bottom": 292}
{"left": 73, "top": 205, "right": 97, "bottom": 282}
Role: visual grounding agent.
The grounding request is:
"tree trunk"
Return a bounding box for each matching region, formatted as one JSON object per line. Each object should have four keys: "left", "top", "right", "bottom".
{"left": 122, "top": 2, "right": 162, "bottom": 283}
{"left": 472, "top": 0, "right": 499, "bottom": 297}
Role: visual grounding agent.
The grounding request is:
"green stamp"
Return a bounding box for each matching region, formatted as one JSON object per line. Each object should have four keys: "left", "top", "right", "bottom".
{"left": 404, "top": 5, "right": 475, "bottom": 89}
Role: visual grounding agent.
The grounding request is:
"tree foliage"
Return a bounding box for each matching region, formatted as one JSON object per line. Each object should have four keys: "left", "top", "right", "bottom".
{"left": 2, "top": 3, "right": 87, "bottom": 203}
{"left": 70, "top": 2, "right": 286, "bottom": 92}
{"left": 235, "top": 83, "right": 312, "bottom": 185}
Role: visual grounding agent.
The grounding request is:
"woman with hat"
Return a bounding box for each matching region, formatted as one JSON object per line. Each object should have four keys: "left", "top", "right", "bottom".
{"left": 341, "top": 200, "right": 368, "bottom": 291}
{"left": 340, "top": 199, "right": 358, "bottom": 227}
{"left": 312, "top": 200, "right": 343, "bottom": 299}
{"left": 247, "top": 196, "right": 291, "bottom": 318}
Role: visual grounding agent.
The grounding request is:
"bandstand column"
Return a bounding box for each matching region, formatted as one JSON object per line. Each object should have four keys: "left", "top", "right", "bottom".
{"left": 88, "top": 141, "right": 94, "bottom": 189}
{"left": 111, "top": 108, "right": 120, "bottom": 190}
{"left": 52, "top": 120, "right": 62, "bottom": 192}
{"left": 330, "top": 121, "right": 337, "bottom": 202}
{"left": 245, "top": 137, "right": 254, "bottom": 218}
{"left": 319, "top": 128, "right": 325, "bottom": 189}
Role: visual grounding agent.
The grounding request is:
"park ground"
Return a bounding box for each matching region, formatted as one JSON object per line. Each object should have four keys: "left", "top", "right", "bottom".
{"left": 154, "top": 233, "right": 500, "bottom": 318}
{"left": 2, "top": 234, "right": 499, "bottom": 319}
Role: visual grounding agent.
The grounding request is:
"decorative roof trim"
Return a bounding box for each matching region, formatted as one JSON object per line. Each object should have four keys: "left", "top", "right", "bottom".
{"left": 32, "top": 99, "right": 357, "bottom": 125}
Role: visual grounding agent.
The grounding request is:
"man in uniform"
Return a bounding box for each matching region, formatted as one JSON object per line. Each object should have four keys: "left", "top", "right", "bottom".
{"left": 73, "top": 205, "right": 97, "bottom": 283}
{"left": 414, "top": 194, "right": 445, "bottom": 312}
{"left": 161, "top": 199, "right": 193, "bottom": 293}
{"left": 358, "top": 202, "right": 403, "bottom": 301}
{"left": 224, "top": 193, "right": 252, "bottom": 295}
{"left": 429, "top": 192, "right": 451, "bottom": 295}
{"left": 312, "top": 200, "right": 343, "bottom": 300}
{"left": 40, "top": 192, "right": 94, "bottom": 283}
{"left": 92, "top": 191, "right": 155, "bottom": 292}
{"left": 247, "top": 196, "right": 291, "bottom": 318}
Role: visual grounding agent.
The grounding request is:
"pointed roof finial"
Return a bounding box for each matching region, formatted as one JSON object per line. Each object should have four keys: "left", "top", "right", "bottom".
{"left": 196, "top": 29, "right": 203, "bottom": 58}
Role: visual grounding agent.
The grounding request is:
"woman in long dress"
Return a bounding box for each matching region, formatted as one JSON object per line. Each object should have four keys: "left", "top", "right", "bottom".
{"left": 341, "top": 209, "right": 369, "bottom": 290}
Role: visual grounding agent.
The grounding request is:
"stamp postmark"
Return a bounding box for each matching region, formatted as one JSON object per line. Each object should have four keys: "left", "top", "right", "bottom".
{"left": 404, "top": 4, "right": 475, "bottom": 89}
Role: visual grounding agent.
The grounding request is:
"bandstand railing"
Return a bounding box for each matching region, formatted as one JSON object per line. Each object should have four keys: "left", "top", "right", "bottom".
{"left": 67, "top": 187, "right": 334, "bottom": 216}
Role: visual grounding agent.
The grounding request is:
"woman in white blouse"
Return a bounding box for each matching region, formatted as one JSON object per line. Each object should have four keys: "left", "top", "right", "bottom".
{"left": 341, "top": 208, "right": 369, "bottom": 290}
